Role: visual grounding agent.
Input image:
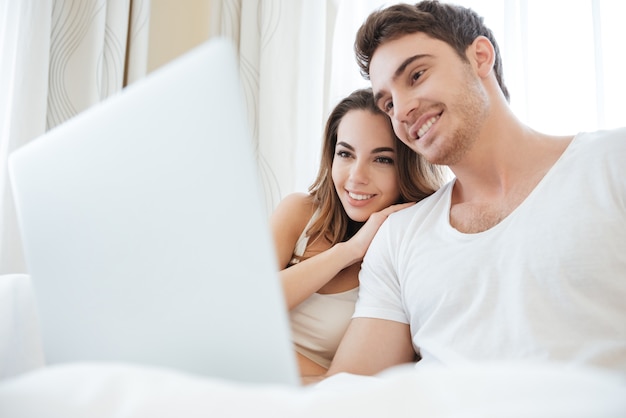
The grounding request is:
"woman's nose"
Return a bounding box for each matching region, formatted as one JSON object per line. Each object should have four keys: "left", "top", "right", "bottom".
{"left": 349, "top": 160, "right": 369, "bottom": 184}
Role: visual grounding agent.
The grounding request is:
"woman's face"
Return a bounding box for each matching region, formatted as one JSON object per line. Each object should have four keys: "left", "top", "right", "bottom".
{"left": 332, "top": 109, "right": 401, "bottom": 222}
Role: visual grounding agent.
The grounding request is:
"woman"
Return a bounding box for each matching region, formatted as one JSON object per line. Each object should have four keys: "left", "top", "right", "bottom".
{"left": 270, "top": 88, "right": 445, "bottom": 378}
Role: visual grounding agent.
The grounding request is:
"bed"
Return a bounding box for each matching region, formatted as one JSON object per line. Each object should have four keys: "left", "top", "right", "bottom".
{"left": 1, "top": 274, "right": 625, "bottom": 417}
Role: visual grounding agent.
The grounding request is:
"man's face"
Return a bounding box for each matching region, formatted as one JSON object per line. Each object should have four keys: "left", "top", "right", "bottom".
{"left": 369, "top": 32, "right": 489, "bottom": 166}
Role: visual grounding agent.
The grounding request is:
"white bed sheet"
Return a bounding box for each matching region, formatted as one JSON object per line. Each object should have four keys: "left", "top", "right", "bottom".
{"left": 0, "top": 361, "right": 624, "bottom": 418}
{"left": 0, "top": 274, "right": 44, "bottom": 380}
{"left": 1, "top": 274, "right": 625, "bottom": 417}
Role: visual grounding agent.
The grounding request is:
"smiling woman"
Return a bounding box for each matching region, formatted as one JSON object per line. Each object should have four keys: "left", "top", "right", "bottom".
{"left": 269, "top": 87, "right": 446, "bottom": 380}
{"left": 1, "top": 1, "right": 625, "bottom": 411}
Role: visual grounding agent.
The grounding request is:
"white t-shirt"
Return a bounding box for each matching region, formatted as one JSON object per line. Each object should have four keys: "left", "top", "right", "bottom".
{"left": 354, "top": 129, "right": 626, "bottom": 372}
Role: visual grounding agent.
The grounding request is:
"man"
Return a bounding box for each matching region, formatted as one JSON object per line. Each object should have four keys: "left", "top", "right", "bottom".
{"left": 327, "top": 0, "right": 626, "bottom": 376}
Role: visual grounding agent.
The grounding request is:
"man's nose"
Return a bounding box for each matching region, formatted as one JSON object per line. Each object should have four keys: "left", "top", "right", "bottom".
{"left": 393, "top": 91, "right": 418, "bottom": 125}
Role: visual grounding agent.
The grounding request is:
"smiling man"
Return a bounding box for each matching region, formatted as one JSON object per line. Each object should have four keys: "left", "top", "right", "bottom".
{"left": 327, "top": 0, "right": 626, "bottom": 377}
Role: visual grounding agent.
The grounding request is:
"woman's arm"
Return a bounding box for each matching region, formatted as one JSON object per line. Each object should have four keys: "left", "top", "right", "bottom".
{"left": 270, "top": 193, "right": 414, "bottom": 310}
{"left": 270, "top": 193, "right": 358, "bottom": 309}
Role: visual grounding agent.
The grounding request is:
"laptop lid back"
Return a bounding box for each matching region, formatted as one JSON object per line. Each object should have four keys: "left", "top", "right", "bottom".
{"left": 9, "top": 38, "right": 299, "bottom": 386}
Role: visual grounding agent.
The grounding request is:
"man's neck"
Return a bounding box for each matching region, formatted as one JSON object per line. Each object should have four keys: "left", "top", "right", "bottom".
{"left": 447, "top": 127, "right": 574, "bottom": 233}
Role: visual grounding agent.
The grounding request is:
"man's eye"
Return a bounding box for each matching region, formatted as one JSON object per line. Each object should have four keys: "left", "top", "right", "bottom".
{"left": 412, "top": 70, "right": 425, "bottom": 82}
{"left": 383, "top": 101, "right": 393, "bottom": 113}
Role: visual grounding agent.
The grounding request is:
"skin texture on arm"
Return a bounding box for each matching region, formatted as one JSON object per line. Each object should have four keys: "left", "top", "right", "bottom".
{"left": 326, "top": 317, "right": 415, "bottom": 377}
{"left": 270, "top": 192, "right": 357, "bottom": 310}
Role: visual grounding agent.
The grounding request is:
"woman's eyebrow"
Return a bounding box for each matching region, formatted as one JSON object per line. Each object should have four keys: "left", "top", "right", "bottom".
{"left": 337, "top": 142, "right": 394, "bottom": 154}
{"left": 371, "top": 147, "right": 394, "bottom": 154}
{"left": 336, "top": 141, "right": 355, "bottom": 150}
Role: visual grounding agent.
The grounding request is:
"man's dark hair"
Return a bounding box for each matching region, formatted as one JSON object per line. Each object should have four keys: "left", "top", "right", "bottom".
{"left": 355, "top": 0, "right": 510, "bottom": 101}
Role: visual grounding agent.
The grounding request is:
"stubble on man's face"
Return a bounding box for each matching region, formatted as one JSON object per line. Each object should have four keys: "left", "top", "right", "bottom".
{"left": 418, "top": 66, "right": 490, "bottom": 167}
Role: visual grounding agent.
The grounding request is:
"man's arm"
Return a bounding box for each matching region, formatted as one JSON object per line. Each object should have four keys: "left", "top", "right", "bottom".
{"left": 326, "top": 317, "right": 415, "bottom": 376}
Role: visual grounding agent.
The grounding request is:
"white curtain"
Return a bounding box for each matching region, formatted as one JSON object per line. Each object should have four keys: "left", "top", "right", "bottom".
{"left": 0, "top": 0, "right": 151, "bottom": 274}
{"left": 2, "top": 0, "right": 623, "bottom": 274}
{"left": 208, "top": 0, "right": 625, "bottom": 221}
{"left": 208, "top": 0, "right": 339, "bottom": 215}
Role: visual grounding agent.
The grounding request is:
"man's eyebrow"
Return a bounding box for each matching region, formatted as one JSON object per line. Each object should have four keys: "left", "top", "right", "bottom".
{"left": 373, "top": 90, "right": 385, "bottom": 106}
{"left": 373, "top": 54, "right": 432, "bottom": 104}
{"left": 395, "top": 54, "right": 430, "bottom": 78}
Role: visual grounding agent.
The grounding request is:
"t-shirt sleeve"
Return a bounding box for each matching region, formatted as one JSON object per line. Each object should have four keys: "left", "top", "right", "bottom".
{"left": 353, "top": 215, "right": 409, "bottom": 324}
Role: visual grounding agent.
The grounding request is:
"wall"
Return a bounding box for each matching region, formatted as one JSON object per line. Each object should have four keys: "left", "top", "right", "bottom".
{"left": 147, "top": 0, "right": 212, "bottom": 73}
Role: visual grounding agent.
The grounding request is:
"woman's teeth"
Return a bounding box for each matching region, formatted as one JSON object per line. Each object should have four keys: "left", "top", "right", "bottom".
{"left": 348, "top": 192, "right": 374, "bottom": 201}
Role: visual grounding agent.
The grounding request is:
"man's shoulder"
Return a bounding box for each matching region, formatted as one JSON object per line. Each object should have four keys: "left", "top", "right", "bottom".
{"left": 571, "top": 128, "right": 626, "bottom": 162}
{"left": 385, "top": 180, "right": 454, "bottom": 229}
{"left": 575, "top": 127, "right": 626, "bottom": 145}
{"left": 395, "top": 181, "right": 453, "bottom": 215}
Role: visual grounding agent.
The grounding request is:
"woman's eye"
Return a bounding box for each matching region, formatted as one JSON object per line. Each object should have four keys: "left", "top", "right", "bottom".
{"left": 375, "top": 156, "right": 394, "bottom": 165}
{"left": 336, "top": 150, "right": 351, "bottom": 158}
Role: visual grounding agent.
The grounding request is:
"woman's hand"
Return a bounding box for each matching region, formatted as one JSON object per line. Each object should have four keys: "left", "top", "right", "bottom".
{"left": 272, "top": 194, "right": 414, "bottom": 310}
{"left": 346, "top": 202, "right": 415, "bottom": 264}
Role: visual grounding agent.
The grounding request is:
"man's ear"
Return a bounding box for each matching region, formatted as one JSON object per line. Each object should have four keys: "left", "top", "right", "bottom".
{"left": 468, "top": 36, "right": 495, "bottom": 78}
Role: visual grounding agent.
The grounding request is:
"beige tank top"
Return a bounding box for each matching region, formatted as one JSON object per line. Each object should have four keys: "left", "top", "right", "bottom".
{"left": 288, "top": 210, "right": 359, "bottom": 369}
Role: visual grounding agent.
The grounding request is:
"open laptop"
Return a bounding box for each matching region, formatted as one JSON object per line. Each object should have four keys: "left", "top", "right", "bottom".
{"left": 8, "top": 38, "right": 299, "bottom": 386}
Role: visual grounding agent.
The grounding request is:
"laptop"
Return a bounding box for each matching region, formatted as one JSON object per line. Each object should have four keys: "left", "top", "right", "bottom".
{"left": 8, "top": 38, "right": 299, "bottom": 386}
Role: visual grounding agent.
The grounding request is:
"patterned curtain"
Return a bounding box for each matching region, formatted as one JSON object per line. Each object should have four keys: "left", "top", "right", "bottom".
{"left": 208, "top": 0, "right": 339, "bottom": 216}
{"left": 0, "top": 0, "right": 151, "bottom": 274}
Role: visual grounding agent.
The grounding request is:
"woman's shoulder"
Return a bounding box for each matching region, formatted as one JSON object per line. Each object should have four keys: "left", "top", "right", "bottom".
{"left": 277, "top": 192, "right": 315, "bottom": 210}
{"left": 271, "top": 192, "right": 317, "bottom": 233}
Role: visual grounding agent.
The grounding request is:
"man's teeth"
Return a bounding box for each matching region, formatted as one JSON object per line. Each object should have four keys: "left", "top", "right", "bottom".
{"left": 348, "top": 192, "right": 374, "bottom": 201}
{"left": 417, "top": 115, "right": 439, "bottom": 138}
